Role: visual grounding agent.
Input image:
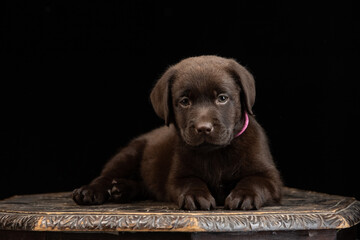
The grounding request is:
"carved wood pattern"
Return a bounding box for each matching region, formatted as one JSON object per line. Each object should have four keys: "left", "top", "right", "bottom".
{"left": 0, "top": 214, "right": 40, "bottom": 231}
{"left": 0, "top": 188, "right": 359, "bottom": 232}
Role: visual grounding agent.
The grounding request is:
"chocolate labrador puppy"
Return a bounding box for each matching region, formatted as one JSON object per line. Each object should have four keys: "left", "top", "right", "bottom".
{"left": 73, "top": 56, "right": 283, "bottom": 210}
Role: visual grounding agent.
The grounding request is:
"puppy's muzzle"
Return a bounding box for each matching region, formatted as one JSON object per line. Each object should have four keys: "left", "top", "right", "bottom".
{"left": 194, "top": 122, "right": 214, "bottom": 135}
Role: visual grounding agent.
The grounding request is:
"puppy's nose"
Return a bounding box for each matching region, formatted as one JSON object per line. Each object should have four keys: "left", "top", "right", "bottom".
{"left": 195, "top": 122, "right": 214, "bottom": 135}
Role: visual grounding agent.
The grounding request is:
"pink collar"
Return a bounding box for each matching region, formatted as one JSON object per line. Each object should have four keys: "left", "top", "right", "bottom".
{"left": 235, "top": 112, "right": 249, "bottom": 138}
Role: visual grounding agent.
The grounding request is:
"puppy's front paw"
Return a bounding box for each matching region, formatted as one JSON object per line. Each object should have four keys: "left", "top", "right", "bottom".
{"left": 178, "top": 190, "right": 216, "bottom": 210}
{"left": 72, "top": 185, "right": 109, "bottom": 205}
{"left": 225, "top": 188, "right": 265, "bottom": 210}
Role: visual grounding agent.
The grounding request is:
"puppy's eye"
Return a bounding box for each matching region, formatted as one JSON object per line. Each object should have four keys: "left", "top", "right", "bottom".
{"left": 179, "top": 97, "right": 191, "bottom": 107}
{"left": 216, "top": 94, "right": 229, "bottom": 104}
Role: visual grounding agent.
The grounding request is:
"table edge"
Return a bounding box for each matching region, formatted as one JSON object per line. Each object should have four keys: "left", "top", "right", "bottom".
{"left": 0, "top": 200, "right": 359, "bottom": 232}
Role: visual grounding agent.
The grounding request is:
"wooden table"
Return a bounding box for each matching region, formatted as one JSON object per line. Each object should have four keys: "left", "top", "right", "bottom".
{"left": 0, "top": 187, "right": 359, "bottom": 239}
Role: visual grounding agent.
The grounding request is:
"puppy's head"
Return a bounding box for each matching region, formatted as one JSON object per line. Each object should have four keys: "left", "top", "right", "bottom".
{"left": 150, "top": 56, "right": 255, "bottom": 148}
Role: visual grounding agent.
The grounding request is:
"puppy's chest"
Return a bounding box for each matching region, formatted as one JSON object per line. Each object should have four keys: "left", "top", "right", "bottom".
{"left": 199, "top": 155, "right": 240, "bottom": 186}
{"left": 199, "top": 159, "right": 238, "bottom": 204}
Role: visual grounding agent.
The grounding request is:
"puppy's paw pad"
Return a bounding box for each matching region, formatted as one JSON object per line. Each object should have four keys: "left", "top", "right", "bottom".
{"left": 109, "top": 178, "right": 136, "bottom": 203}
{"left": 72, "top": 186, "right": 109, "bottom": 205}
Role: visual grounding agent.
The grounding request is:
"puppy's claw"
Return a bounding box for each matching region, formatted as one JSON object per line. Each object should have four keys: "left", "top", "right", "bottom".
{"left": 224, "top": 194, "right": 242, "bottom": 210}
{"left": 225, "top": 189, "right": 264, "bottom": 210}
{"left": 185, "top": 195, "right": 197, "bottom": 211}
{"left": 111, "top": 185, "right": 119, "bottom": 193}
{"left": 178, "top": 192, "right": 216, "bottom": 210}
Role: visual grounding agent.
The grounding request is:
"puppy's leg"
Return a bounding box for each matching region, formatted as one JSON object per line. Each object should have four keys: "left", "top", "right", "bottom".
{"left": 73, "top": 139, "right": 146, "bottom": 205}
{"left": 170, "top": 178, "right": 216, "bottom": 211}
{"left": 225, "top": 173, "right": 282, "bottom": 210}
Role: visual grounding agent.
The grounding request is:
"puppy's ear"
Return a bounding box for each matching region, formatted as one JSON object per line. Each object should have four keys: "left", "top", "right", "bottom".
{"left": 150, "top": 66, "right": 176, "bottom": 125}
{"left": 227, "top": 59, "right": 256, "bottom": 115}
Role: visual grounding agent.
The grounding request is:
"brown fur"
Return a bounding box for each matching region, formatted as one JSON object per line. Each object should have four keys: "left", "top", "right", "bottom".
{"left": 73, "top": 56, "right": 283, "bottom": 210}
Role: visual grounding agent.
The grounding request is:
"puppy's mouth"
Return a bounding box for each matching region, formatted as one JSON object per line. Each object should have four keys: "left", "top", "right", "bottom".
{"left": 180, "top": 128, "right": 232, "bottom": 149}
{"left": 189, "top": 142, "right": 225, "bottom": 151}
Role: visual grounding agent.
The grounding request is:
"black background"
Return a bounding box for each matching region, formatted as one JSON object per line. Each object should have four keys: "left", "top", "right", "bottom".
{"left": 1, "top": 0, "right": 359, "bottom": 211}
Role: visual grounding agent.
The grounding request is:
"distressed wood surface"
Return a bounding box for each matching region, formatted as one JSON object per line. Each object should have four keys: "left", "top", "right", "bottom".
{"left": 0, "top": 187, "right": 359, "bottom": 232}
